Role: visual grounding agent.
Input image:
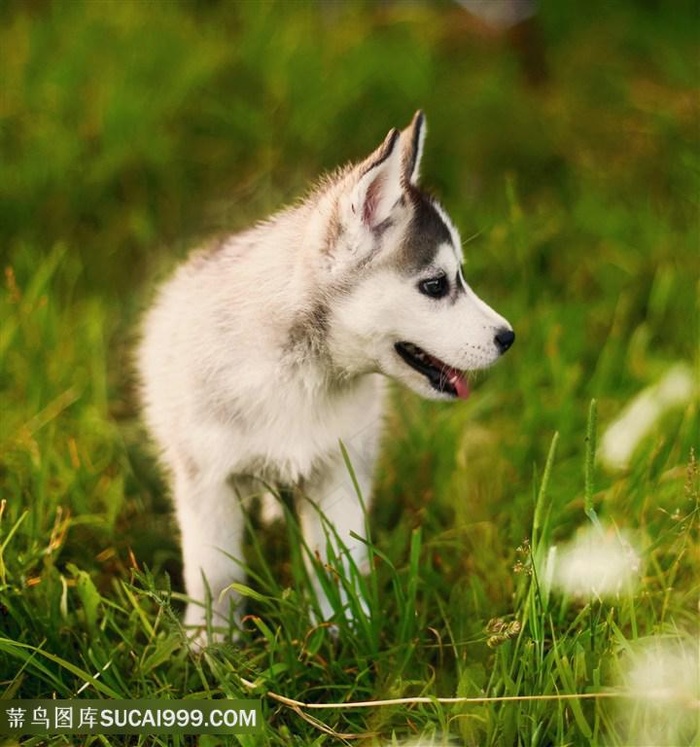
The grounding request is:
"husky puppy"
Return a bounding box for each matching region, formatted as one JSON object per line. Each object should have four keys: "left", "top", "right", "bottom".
{"left": 137, "top": 111, "right": 514, "bottom": 641}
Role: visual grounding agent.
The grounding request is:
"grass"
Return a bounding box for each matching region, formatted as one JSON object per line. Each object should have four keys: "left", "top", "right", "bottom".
{"left": 1, "top": 1, "right": 698, "bottom": 744}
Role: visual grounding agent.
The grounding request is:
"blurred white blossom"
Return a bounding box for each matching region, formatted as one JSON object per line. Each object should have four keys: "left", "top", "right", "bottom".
{"left": 599, "top": 363, "right": 696, "bottom": 471}
{"left": 617, "top": 636, "right": 700, "bottom": 746}
{"left": 456, "top": 0, "right": 536, "bottom": 30}
{"left": 386, "top": 738, "right": 455, "bottom": 747}
{"left": 541, "top": 524, "right": 642, "bottom": 600}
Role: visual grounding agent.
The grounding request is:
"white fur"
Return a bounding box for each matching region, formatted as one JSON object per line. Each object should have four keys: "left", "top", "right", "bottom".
{"left": 137, "top": 111, "right": 513, "bottom": 643}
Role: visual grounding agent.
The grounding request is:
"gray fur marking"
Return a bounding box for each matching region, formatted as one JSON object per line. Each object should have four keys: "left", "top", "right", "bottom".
{"left": 286, "top": 301, "right": 331, "bottom": 360}
{"left": 398, "top": 186, "right": 454, "bottom": 274}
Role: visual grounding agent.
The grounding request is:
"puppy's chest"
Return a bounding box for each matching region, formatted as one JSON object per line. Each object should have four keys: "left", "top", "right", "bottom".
{"left": 223, "top": 376, "right": 385, "bottom": 485}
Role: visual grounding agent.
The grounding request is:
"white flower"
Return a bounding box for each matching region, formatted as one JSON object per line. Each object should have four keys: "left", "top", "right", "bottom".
{"left": 541, "top": 524, "right": 641, "bottom": 600}
{"left": 599, "top": 363, "right": 696, "bottom": 471}
{"left": 617, "top": 636, "right": 700, "bottom": 746}
{"left": 385, "top": 737, "right": 454, "bottom": 747}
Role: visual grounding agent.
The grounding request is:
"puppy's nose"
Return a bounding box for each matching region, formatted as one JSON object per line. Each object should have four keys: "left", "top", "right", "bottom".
{"left": 494, "top": 328, "right": 515, "bottom": 354}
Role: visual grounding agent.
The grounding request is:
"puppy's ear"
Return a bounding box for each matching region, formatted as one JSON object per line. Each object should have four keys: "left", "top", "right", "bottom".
{"left": 348, "top": 127, "right": 403, "bottom": 230}
{"left": 400, "top": 110, "right": 426, "bottom": 186}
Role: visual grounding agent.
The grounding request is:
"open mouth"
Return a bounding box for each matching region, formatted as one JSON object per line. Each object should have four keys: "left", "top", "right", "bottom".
{"left": 394, "top": 342, "right": 470, "bottom": 399}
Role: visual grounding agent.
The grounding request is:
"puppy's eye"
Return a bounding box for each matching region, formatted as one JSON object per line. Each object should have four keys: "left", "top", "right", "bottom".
{"left": 419, "top": 275, "right": 449, "bottom": 299}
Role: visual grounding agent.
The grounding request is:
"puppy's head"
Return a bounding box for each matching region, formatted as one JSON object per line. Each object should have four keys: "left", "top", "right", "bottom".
{"left": 324, "top": 111, "right": 514, "bottom": 400}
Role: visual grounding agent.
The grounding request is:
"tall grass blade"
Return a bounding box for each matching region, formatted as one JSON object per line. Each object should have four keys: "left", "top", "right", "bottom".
{"left": 585, "top": 399, "right": 603, "bottom": 532}
{"left": 532, "top": 431, "right": 559, "bottom": 552}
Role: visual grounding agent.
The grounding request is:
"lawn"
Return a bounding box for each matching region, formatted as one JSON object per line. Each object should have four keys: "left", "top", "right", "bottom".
{"left": 1, "top": 1, "right": 698, "bottom": 745}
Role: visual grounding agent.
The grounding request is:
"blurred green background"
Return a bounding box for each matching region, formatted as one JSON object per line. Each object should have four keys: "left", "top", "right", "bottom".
{"left": 1, "top": 0, "right": 698, "bottom": 707}
{"left": 3, "top": 0, "right": 696, "bottom": 292}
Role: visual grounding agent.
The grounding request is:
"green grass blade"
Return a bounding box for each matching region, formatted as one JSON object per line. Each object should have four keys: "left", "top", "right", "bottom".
{"left": 585, "top": 399, "right": 603, "bottom": 532}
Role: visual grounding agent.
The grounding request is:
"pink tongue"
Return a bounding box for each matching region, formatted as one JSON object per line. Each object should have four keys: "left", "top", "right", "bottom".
{"left": 447, "top": 368, "right": 470, "bottom": 400}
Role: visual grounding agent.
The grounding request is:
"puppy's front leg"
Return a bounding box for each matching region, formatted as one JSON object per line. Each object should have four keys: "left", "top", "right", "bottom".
{"left": 299, "top": 451, "right": 375, "bottom": 623}
{"left": 172, "top": 468, "right": 246, "bottom": 644}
